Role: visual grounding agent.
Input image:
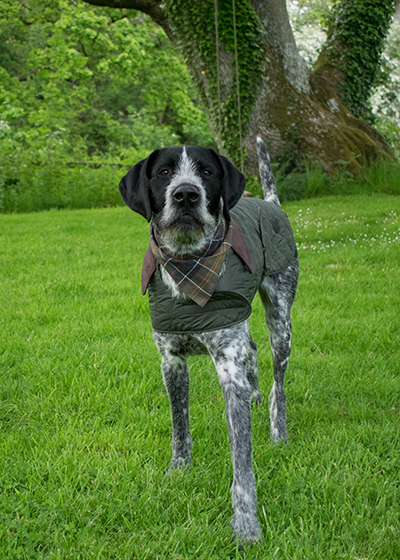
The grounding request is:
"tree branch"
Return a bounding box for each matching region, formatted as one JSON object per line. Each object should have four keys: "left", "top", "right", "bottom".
{"left": 250, "top": 0, "right": 310, "bottom": 94}
{"left": 82, "top": 0, "right": 171, "bottom": 35}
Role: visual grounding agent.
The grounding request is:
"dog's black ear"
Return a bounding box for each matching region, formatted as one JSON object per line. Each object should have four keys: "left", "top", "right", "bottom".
{"left": 215, "top": 153, "right": 246, "bottom": 221}
{"left": 119, "top": 150, "right": 159, "bottom": 222}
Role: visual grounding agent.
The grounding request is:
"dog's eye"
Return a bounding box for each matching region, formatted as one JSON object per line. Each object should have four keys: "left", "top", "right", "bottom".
{"left": 159, "top": 169, "right": 169, "bottom": 176}
{"left": 203, "top": 170, "right": 212, "bottom": 177}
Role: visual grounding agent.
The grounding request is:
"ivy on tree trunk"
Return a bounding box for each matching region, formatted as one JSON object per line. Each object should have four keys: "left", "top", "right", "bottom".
{"left": 83, "top": 0, "right": 395, "bottom": 173}
{"left": 314, "top": 0, "right": 396, "bottom": 118}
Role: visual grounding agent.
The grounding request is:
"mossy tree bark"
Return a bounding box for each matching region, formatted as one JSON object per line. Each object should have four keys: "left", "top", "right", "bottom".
{"left": 313, "top": 0, "right": 396, "bottom": 118}
{"left": 83, "top": 0, "right": 395, "bottom": 173}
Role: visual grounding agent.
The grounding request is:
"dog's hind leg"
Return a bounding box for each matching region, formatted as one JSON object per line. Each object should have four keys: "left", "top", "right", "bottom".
{"left": 246, "top": 337, "right": 263, "bottom": 406}
{"left": 153, "top": 333, "right": 193, "bottom": 472}
{"left": 259, "top": 253, "right": 299, "bottom": 444}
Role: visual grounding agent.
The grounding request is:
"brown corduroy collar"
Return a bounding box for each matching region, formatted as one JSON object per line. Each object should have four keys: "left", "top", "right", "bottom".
{"left": 141, "top": 220, "right": 252, "bottom": 296}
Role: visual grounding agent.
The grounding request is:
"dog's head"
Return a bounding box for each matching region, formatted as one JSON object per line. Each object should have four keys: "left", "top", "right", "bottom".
{"left": 119, "top": 146, "right": 246, "bottom": 255}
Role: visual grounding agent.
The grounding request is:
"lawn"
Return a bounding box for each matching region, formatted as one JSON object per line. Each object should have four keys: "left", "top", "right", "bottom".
{"left": 0, "top": 194, "right": 399, "bottom": 559}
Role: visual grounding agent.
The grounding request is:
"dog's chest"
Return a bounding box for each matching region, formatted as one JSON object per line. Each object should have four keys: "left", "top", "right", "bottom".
{"left": 147, "top": 198, "right": 296, "bottom": 335}
{"left": 149, "top": 247, "right": 261, "bottom": 334}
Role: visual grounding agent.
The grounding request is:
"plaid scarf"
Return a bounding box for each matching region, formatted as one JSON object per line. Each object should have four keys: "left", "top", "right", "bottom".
{"left": 150, "top": 221, "right": 233, "bottom": 307}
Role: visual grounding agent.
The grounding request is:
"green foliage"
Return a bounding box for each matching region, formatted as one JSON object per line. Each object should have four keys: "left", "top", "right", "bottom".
{"left": 325, "top": 0, "right": 396, "bottom": 117}
{"left": 2, "top": 149, "right": 399, "bottom": 213}
{"left": 0, "top": 157, "right": 125, "bottom": 214}
{"left": 164, "top": 0, "right": 264, "bottom": 167}
{"left": 289, "top": 1, "right": 400, "bottom": 157}
{"left": 1, "top": 197, "right": 399, "bottom": 557}
{"left": 1, "top": 0, "right": 399, "bottom": 209}
{"left": 0, "top": 0, "right": 214, "bottom": 192}
{"left": 286, "top": 157, "right": 400, "bottom": 200}
{"left": 289, "top": 0, "right": 334, "bottom": 31}
{"left": 243, "top": 157, "right": 400, "bottom": 203}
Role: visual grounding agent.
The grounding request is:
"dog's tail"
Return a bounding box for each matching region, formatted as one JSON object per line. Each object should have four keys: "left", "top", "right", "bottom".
{"left": 257, "top": 136, "right": 280, "bottom": 208}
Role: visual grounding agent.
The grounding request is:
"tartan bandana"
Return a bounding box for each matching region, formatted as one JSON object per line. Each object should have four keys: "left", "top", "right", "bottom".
{"left": 150, "top": 220, "right": 233, "bottom": 307}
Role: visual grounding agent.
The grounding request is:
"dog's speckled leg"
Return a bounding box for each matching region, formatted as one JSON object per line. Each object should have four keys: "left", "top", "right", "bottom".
{"left": 259, "top": 252, "right": 299, "bottom": 444}
{"left": 199, "top": 322, "right": 262, "bottom": 546}
{"left": 153, "top": 333, "right": 193, "bottom": 472}
{"left": 246, "top": 337, "right": 263, "bottom": 406}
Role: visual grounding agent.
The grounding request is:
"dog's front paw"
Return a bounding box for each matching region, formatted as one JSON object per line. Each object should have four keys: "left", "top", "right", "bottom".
{"left": 231, "top": 513, "right": 263, "bottom": 548}
{"left": 166, "top": 455, "right": 192, "bottom": 475}
{"left": 250, "top": 390, "right": 263, "bottom": 406}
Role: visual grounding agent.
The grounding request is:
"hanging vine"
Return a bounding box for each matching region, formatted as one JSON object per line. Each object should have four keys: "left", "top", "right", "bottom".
{"left": 163, "top": 0, "right": 264, "bottom": 167}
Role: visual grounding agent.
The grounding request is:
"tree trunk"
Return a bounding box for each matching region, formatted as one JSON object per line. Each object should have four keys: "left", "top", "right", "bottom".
{"left": 83, "top": 0, "right": 395, "bottom": 174}
{"left": 313, "top": 0, "right": 396, "bottom": 117}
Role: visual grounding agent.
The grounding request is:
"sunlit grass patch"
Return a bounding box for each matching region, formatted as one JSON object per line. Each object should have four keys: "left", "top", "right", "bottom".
{"left": 292, "top": 196, "right": 399, "bottom": 253}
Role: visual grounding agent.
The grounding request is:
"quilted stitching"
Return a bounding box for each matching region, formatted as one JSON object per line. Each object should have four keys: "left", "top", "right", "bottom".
{"left": 232, "top": 198, "right": 296, "bottom": 276}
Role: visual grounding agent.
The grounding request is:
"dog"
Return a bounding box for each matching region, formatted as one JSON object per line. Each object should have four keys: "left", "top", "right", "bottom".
{"left": 119, "top": 138, "right": 299, "bottom": 546}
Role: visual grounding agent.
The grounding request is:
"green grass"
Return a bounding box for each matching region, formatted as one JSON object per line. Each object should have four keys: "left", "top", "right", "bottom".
{"left": 246, "top": 158, "right": 400, "bottom": 202}
{"left": 0, "top": 194, "right": 399, "bottom": 559}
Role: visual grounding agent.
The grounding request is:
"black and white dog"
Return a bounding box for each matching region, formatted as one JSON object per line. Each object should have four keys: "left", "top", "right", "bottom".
{"left": 119, "top": 138, "right": 299, "bottom": 546}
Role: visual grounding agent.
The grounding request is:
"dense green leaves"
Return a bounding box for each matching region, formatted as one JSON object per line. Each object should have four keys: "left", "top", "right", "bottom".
{"left": 0, "top": 0, "right": 214, "bottom": 163}
{"left": 0, "top": 0, "right": 216, "bottom": 212}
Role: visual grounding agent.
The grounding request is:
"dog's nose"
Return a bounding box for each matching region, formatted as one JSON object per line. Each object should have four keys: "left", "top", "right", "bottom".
{"left": 173, "top": 185, "right": 200, "bottom": 206}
